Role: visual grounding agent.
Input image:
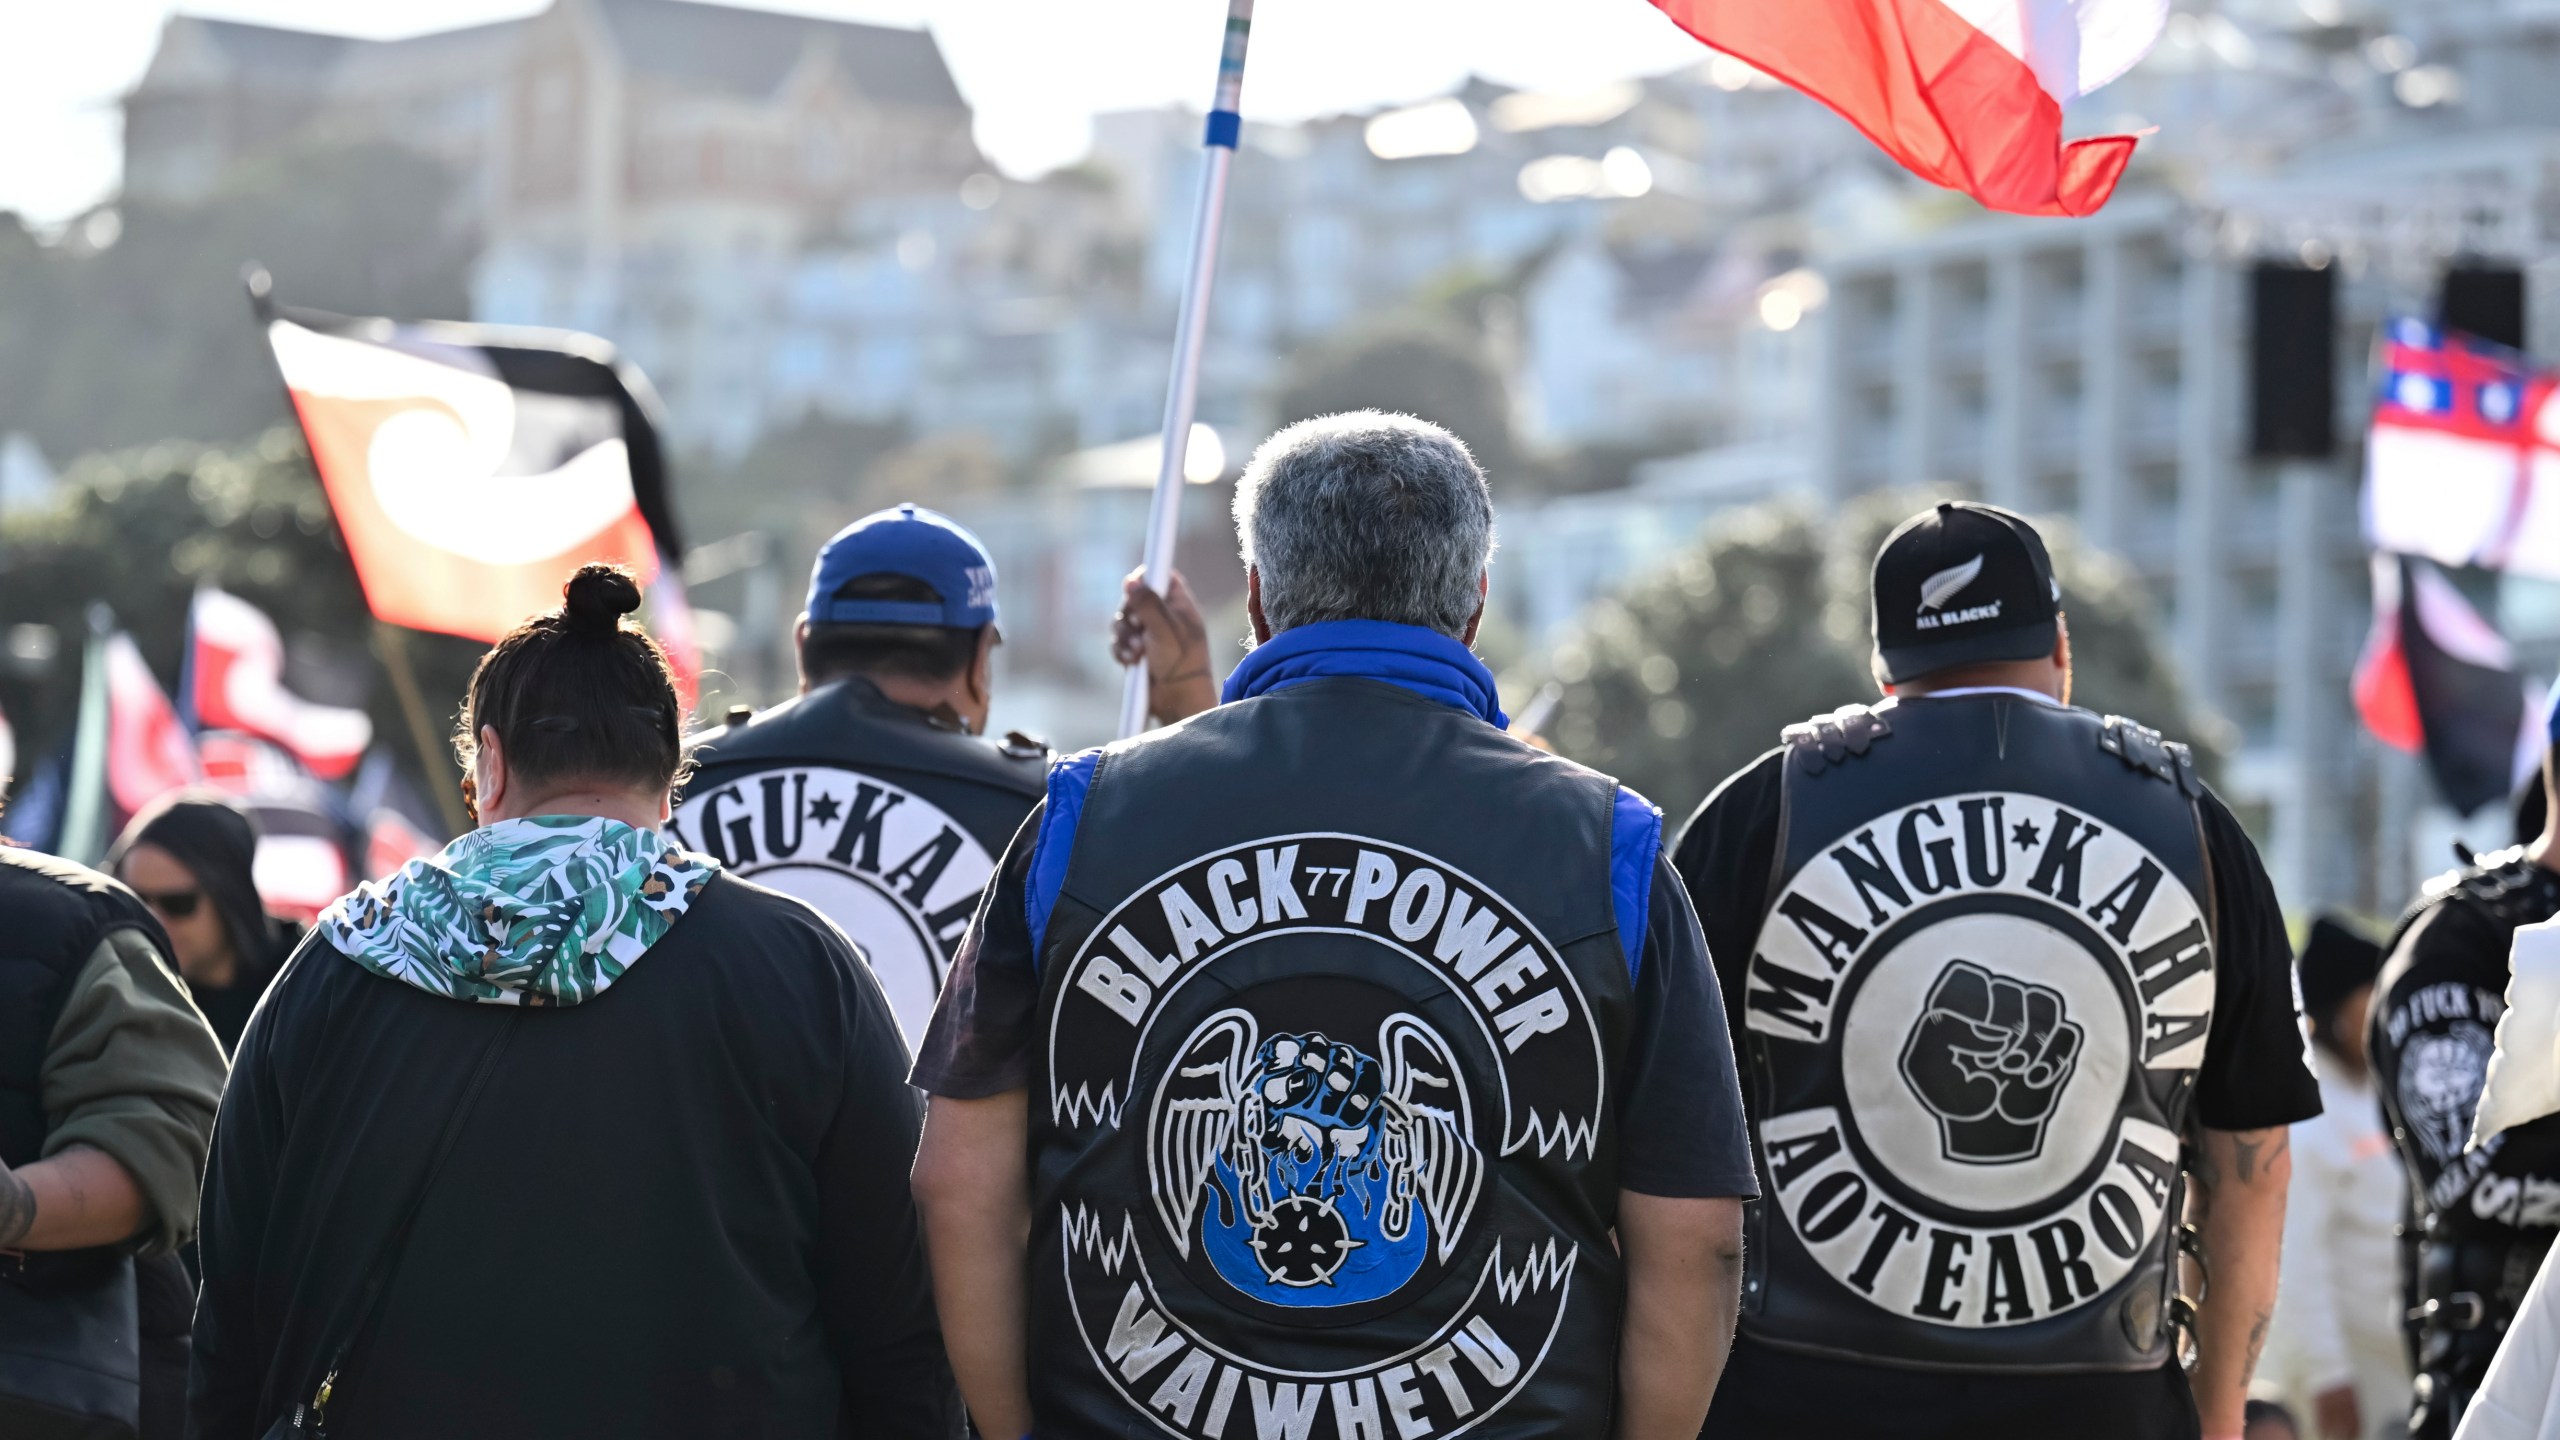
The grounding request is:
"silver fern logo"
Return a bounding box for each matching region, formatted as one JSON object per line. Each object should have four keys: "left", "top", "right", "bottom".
{"left": 1918, "top": 554, "right": 1986, "bottom": 612}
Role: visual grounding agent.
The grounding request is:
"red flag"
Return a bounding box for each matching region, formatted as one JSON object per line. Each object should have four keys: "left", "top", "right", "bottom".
{"left": 364, "top": 806, "right": 439, "bottom": 881}
{"left": 2350, "top": 573, "right": 2420, "bottom": 754}
{"left": 260, "top": 305, "right": 685, "bottom": 643}
{"left": 1649, "top": 0, "right": 2161, "bottom": 216}
{"left": 104, "top": 633, "right": 199, "bottom": 814}
{"left": 190, "top": 587, "right": 373, "bottom": 779}
{"left": 644, "top": 556, "right": 702, "bottom": 714}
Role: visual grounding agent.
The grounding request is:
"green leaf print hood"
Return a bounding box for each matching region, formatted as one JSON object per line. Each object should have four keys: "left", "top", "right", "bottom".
{"left": 319, "top": 815, "right": 721, "bottom": 1006}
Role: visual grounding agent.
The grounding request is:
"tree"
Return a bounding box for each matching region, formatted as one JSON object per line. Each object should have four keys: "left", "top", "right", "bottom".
{"left": 691, "top": 412, "right": 912, "bottom": 557}
{"left": 0, "top": 428, "right": 483, "bottom": 814}
{"left": 0, "top": 140, "right": 475, "bottom": 461}
{"left": 1274, "top": 321, "right": 1521, "bottom": 486}
{"left": 1542, "top": 502, "right": 1869, "bottom": 815}
{"left": 1536, "top": 491, "right": 2224, "bottom": 825}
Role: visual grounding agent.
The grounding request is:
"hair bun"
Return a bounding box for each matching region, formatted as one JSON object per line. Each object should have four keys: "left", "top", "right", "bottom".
{"left": 562, "top": 564, "right": 643, "bottom": 636}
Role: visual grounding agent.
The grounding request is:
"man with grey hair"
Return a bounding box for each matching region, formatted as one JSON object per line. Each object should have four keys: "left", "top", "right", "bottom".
{"left": 911, "top": 411, "right": 1758, "bottom": 1440}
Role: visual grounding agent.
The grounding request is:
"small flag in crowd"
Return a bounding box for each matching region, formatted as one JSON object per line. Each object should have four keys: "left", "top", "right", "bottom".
{"left": 2363, "top": 318, "right": 2560, "bottom": 581}
{"left": 2355, "top": 555, "right": 2540, "bottom": 815}
{"left": 1647, "top": 0, "right": 2163, "bottom": 216}
{"left": 345, "top": 748, "right": 444, "bottom": 879}
{"left": 257, "top": 296, "right": 689, "bottom": 646}
{"left": 104, "top": 631, "right": 200, "bottom": 814}
{"left": 247, "top": 800, "right": 353, "bottom": 924}
{"left": 196, "top": 731, "right": 360, "bottom": 922}
{"left": 364, "top": 806, "right": 439, "bottom": 882}
{"left": 189, "top": 587, "right": 373, "bottom": 779}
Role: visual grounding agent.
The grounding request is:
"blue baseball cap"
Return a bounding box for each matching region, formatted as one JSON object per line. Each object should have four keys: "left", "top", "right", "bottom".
{"left": 805, "top": 503, "right": 999, "bottom": 629}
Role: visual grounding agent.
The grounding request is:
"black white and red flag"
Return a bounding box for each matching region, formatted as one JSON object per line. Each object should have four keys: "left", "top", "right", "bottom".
{"left": 2354, "top": 554, "right": 2540, "bottom": 814}
{"left": 254, "top": 290, "right": 697, "bottom": 687}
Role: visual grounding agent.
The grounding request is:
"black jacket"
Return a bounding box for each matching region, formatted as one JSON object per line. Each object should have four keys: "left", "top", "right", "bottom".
{"left": 0, "top": 846, "right": 162, "bottom": 1167}
{"left": 189, "top": 873, "right": 955, "bottom": 1440}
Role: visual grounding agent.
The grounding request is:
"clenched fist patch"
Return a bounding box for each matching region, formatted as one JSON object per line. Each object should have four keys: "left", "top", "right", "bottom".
{"left": 1745, "top": 791, "right": 2214, "bottom": 1329}
{"left": 1901, "top": 961, "right": 2085, "bottom": 1164}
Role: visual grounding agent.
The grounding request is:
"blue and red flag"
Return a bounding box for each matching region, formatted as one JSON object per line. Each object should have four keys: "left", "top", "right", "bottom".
{"left": 2364, "top": 318, "right": 2560, "bottom": 578}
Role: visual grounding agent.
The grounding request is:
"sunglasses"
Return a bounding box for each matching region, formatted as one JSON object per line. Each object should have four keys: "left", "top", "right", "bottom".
{"left": 136, "top": 889, "right": 204, "bottom": 920}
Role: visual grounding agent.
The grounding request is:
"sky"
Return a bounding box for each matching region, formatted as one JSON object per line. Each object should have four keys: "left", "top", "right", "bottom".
{"left": 0, "top": 0, "right": 1715, "bottom": 226}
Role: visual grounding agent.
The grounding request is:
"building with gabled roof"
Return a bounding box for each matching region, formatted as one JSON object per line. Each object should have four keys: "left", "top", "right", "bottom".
{"left": 123, "top": 1, "right": 986, "bottom": 452}
{"left": 123, "top": 0, "right": 980, "bottom": 243}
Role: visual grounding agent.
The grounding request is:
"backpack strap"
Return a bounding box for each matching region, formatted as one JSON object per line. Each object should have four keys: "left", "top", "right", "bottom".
{"left": 274, "top": 1012, "right": 521, "bottom": 1438}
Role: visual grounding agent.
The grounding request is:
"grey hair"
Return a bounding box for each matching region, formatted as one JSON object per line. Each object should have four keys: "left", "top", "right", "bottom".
{"left": 1232, "top": 411, "right": 1496, "bottom": 638}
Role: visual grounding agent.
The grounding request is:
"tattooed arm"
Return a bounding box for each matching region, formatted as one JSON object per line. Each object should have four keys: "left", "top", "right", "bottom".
{"left": 0, "top": 1147, "right": 148, "bottom": 1252}
{"left": 2187, "top": 1125, "right": 2291, "bottom": 1438}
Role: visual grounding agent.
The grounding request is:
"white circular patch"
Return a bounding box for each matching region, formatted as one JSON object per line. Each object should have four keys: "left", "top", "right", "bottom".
{"left": 669, "top": 764, "right": 994, "bottom": 1048}
{"left": 1840, "top": 911, "right": 2133, "bottom": 1214}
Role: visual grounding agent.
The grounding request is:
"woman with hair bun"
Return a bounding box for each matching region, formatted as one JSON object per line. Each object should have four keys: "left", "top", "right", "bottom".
{"left": 189, "top": 565, "right": 955, "bottom": 1440}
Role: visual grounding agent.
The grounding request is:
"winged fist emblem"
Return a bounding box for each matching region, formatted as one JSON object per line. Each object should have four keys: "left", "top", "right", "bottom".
{"left": 1149, "top": 1008, "right": 1483, "bottom": 1303}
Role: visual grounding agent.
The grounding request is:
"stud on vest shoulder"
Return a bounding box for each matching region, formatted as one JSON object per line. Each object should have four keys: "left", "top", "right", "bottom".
{"left": 1782, "top": 703, "right": 1892, "bottom": 775}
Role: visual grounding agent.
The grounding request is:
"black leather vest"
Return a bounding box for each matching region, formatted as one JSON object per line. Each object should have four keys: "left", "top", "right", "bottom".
{"left": 2375, "top": 851, "right": 2560, "bottom": 1249}
{"left": 1028, "top": 680, "right": 1635, "bottom": 1440}
{"left": 1740, "top": 694, "right": 2214, "bottom": 1372}
{"left": 0, "top": 847, "right": 168, "bottom": 1166}
{"left": 672, "top": 677, "right": 1042, "bottom": 1046}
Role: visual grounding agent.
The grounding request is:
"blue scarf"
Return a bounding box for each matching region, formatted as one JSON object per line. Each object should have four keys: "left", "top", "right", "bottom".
{"left": 1221, "top": 619, "right": 1509, "bottom": 728}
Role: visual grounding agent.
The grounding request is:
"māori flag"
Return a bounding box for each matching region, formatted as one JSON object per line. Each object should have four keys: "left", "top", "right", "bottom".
{"left": 258, "top": 299, "right": 689, "bottom": 649}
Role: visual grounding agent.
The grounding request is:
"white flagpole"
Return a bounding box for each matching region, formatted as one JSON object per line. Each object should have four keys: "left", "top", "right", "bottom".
{"left": 1119, "top": 0, "right": 1255, "bottom": 739}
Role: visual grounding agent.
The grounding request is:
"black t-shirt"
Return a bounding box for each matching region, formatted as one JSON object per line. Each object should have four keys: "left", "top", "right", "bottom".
{"left": 914, "top": 802, "right": 1762, "bottom": 1200}
{"left": 1671, "top": 742, "right": 2320, "bottom": 1438}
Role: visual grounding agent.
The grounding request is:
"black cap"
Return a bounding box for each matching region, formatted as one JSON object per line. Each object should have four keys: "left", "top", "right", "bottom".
{"left": 2296, "top": 913, "right": 2382, "bottom": 1028}
{"left": 1871, "top": 502, "right": 2062, "bottom": 684}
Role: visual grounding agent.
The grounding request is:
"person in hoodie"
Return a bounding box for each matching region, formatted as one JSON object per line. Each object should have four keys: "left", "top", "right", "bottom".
{"left": 106, "top": 790, "right": 296, "bottom": 1055}
{"left": 189, "top": 564, "right": 955, "bottom": 1440}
